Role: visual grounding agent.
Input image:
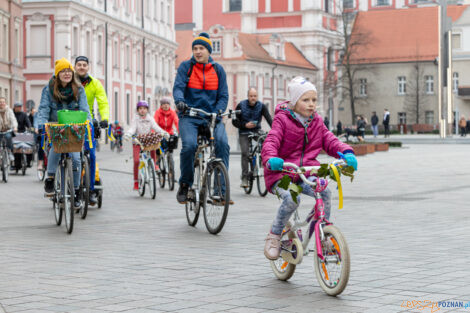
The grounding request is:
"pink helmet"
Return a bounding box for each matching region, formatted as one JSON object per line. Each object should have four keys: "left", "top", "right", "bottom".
{"left": 136, "top": 101, "right": 149, "bottom": 109}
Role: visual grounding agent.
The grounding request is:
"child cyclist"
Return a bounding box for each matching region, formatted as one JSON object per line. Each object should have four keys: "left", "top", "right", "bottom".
{"left": 261, "top": 77, "right": 358, "bottom": 260}
{"left": 125, "top": 101, "right": 169, "bottom": 190}
{"left": 153, "top": 97, "right": 179, "bottom": 169}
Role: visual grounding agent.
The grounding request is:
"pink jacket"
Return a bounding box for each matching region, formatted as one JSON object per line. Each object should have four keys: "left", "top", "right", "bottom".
{"left": 261, "top": 102, "right": 353, "bottom": 193}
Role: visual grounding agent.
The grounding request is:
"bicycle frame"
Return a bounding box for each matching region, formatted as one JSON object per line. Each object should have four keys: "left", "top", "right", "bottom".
{"left": 281, "top": 161, "right": 345, "bottom": 262}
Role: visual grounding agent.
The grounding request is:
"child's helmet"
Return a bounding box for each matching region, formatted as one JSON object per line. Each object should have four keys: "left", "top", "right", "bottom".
{"left": 136, "top": 101, "right": 149, "bottom": 108}
{"left": 114, "top": 120, "right": 119, "bottom": 124}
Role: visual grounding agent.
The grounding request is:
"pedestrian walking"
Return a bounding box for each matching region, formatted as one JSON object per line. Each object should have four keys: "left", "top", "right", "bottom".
{"left": 383, "top": 108, "right": 390, "bottom": 138}
{"left": 357, "top": 115, "right": 366, "bottom": 139}
{"left": 323, "top": 116, "right": 329, "bottom": 130}
{"left": 459, "top": 116, "right": 467, "bottom": 137}
{"left": 371, "top": 111, "right": 379, "bottom": 137}
{"left": 336, "top": 120, "right": 342, "bottom": 136}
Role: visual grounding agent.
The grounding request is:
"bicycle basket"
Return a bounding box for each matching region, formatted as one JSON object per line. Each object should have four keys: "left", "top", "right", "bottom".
{"left": 137, "top": 133, "right": 163, "bottom": 151}
{"left": 46, "top": 122, "right": 87, "bottom": 153}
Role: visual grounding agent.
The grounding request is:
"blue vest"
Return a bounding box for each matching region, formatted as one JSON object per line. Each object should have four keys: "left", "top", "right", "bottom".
{"left": 240, "top": 100, "right": 263, "bottom": 132}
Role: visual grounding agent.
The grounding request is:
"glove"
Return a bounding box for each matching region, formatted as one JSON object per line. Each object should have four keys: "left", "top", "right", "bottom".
{"left": 163, "top": 131, "right": 170, "bottom": 140}
{"left": 176, "top": 101, "right": 188, "bottom": 113}
{"left": 92, "top": 119, "right": 99, "bottom": 129}
{"left": 99, "top": 120, "right": 108, "bottom": 129}
{"left": 267, "top": 157, "right": 284, "bottom": 171}
{"left": 337, "top": 152, "right": 358, "bottom": 171}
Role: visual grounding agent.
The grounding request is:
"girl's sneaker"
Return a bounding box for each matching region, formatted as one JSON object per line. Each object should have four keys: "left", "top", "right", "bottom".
{"left": 264, "top": 232, "right": 281, "bottom": 260}
{"left": 133, "top": 182, "right": 139, "bottom": 190}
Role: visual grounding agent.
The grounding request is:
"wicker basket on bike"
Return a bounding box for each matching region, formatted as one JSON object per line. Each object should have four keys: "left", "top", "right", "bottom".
{"left": 137, "top": 132, "right": 163, "bottom": 151}
{"left": 45, "top": 122, "right": 90, "bottom": 153}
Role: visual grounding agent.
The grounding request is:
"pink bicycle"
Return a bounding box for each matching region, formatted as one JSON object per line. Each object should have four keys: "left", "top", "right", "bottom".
{"left": 270, "top": 160, "right": 351, "bottom": 296}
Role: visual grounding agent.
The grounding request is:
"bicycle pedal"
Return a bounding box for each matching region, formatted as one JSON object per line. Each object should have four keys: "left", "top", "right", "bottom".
{"left": 44, "top": 192, "right": 54, "bottom": 198}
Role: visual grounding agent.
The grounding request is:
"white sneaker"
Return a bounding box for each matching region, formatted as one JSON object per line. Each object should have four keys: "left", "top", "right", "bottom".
{"left": 8, "top": 153, "right": 14, "bottom": 162}
{"left": 264, "top": 232, "right": 281, "bottom": 260}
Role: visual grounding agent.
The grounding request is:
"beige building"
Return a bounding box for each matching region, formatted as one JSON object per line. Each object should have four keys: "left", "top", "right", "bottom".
{"left": 339, "top": 5, "right": 469, "bottom": 131}
{"left": 0, "top": 0, "right": 24, "bottom": 106}
{"left": 22, "top": 0, "right": 177, "bottom": 125}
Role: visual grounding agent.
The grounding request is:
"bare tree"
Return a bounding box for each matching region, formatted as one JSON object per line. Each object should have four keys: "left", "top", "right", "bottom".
{"left": 404, "top": 61, "right": 425, "bottom": 124}
{"left": 329, "top": 1, "right": 375, "bottom": 124}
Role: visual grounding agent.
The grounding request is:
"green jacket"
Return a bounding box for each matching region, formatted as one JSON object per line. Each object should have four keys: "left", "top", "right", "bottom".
{"left": 83, "top": 75, "right": 109, "bottom": 120}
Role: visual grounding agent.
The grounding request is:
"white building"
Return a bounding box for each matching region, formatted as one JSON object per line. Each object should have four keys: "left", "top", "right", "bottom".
{"left": 22, "top": 0, "right": 177, "bottom": 125}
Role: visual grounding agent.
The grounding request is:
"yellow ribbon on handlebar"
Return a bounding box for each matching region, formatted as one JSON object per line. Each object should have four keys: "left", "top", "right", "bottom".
{"left": 86, "top": 120, "right": 93, "bottom": 149}
{"left": 329, "top": 164, "right": 343, "bottom": 210}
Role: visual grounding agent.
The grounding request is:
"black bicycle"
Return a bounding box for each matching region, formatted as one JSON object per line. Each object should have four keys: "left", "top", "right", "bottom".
{"left": 78, "top": 146, "right": 91, "bottom": 219}
{"left": 184, "top": 107, "right": 240, "bottom": 235}
{"left": 156, "top": 135, "right": 177, "bottom": 191}
{"left": 0, "top": 130, "right": 12, "bottom": 183}
{"left": 243, "top": 131, "right": 268, "bottom": 197}
{"left": 51, "top": 152, "right": 75, "bottom": 234}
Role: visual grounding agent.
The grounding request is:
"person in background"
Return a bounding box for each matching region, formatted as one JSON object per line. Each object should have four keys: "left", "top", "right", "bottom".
{"left": 154, "top": 97, "right": 179, "bottom": 170}
{"left": 371, "top": 111, "right": 379, "bottom": 138}
{"left": 0, "top": 97, "right": 17, "bottom": 162}
{"left": 323, "top": 115, "right": 330, "bottom": 130}
{"left": 336, "top": 120, "right": 342, "bottom": 136}
{"left": 459, "top": 116, "right": 467, "bottom": 137}
{"left": 13, "top": 103, "right": 31, "bottom": 133}
{"left": 383, "top": 108, "right": 390, "bottom": 138}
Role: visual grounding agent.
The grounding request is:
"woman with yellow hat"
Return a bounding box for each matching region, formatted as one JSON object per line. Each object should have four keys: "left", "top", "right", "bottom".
{"left": 36, "top": 57, "right": 91, "bottom": 209}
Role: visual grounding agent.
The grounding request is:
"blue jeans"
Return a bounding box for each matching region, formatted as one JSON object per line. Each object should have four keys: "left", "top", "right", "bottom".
{"left": 372, "top": 125, "right": 378, "bottom": 137}
{"left": 179, "top": 117, "right": 230, "bottom": 187}
{"left": 84, "top": 125, "right": 96, "bottom": 191}
{"left": 271, "top": 176, "right": 331, "bottom": 235}
{"left": 46, "top": 146, "right": 81, "bottom": 189}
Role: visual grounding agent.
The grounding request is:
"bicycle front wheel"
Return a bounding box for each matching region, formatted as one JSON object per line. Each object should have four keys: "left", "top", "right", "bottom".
{"left": 313, "top": 225, "right": 350, "bottom": 296}
{"left": 138, "top": 163, "right": 145, "bottom": 197}
{"left": 80, "top": 156, "right": 90, "bottom": 219}
{"left": 21, "top": 154, "right": 27, "bottom": 176}
{"left": 63, "top": 159, "right": 74, "bottom": 234}
{"left": 203, "top": 161, "right": 230, "bottom": 235}
{"left": 148, "top": 158, "right": 157, "bottom": 199}
{"left": 167, "top": 153, "right": 175, "bottom": 191}
{"left": 157, "top": 157, "right": 165, "bottom": 188}
{"left": 256, "top": 153, "right": 268, "bottom": 197}
{"left": 53, "top": 168, "right": 62, "bottom": 225}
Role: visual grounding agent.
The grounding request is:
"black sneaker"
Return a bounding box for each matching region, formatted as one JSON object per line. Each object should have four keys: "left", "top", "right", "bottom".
{"left": 89, "top": 191, "right": 97, "bottom": 205}
{"left": 74, "top": 190, "right": 81, "bottom": 209}
{"left": 176, "top": 183, "right": 189, "bottom": 204}
{"left": 44, "top": 177, "right": 54, "bottom": 193}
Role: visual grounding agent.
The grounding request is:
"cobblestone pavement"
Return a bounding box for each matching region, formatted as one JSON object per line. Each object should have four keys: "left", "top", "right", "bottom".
{"left": 0, "top": 142, "right": 469, "bottom": 313}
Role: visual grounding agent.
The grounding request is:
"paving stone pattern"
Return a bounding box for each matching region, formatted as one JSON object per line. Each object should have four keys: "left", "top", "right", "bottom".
{"left": 0, "top": 143, "right": 469, "bottom": 313}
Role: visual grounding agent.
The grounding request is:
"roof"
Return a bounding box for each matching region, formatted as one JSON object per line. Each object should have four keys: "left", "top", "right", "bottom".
{"left": 349, "top": 5, "right": 469, "bottom": 65}
{"left": 175, "top": 30, "right": 317, "bottom": 70}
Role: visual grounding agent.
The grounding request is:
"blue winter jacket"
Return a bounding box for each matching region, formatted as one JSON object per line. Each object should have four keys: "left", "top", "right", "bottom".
{"left": 173, "top": 56, "right": 228, "bottom": 117}
{"left": 37, "top": 82, "right": 91, "bottom": 127}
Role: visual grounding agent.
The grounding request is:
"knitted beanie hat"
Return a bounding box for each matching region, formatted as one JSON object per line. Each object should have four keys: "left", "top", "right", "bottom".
{"left": 192, "top": 32, "right": 212, "bottom": 54}
{"left": 288, "top": 76, "right": 317, "bottom": 107}
{"left": 55, "top": 58, "right": 74, "bottom": 76}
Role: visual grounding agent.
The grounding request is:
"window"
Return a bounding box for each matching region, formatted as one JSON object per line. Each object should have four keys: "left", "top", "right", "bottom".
{"left": 376, "top": 0, "right": 390, "bottom": 5}
{"left": 343, "top": 0, "right": 354, "bottom": 9}
{"left": 161, "top": 57, "right": 165, "bottom": 81}
{"left": 229, "top": 0, "right": 242, "bottom": 12}
{"left": 146, "top": 52, "right": 150, "bottom": 74}
{"left": 126, "top": 93, "right": 130, "bottom": 124}
{"left": 114, "top": 91, "right": 119, "bottom": 121}
{"left": 264, "top": 73, "right": 271, "bottom": 95}
{"left": 86, "top": 31, "right": 91, "bottom": 58}
{"left": 15, "top": 27, "right": 20, "bottom": 62}
{"left": 167, "top": 4, "right": 171, "bottom": 25}
{"left": 452, "top": 33, "right": 461, "bottom": 50}
{"left": 398, "top": 76, "right": 406, "bottom": 95}
{"left": 359, "top": 79, "right": 367, "bottom": 96}
{"left": 137, "top": 48, "right": 141, "bottom": 73}
{"left": 113, "top": 41, "right": 118, "bottom": 67}
{"left": 30, "top": 25, "right": 47, "bottom": 56}
{"left": 398, "top": 112, "right": 406, "bottom": 124}
{"left": 155, "top": 56, "right": 158, "bottom": 78}
{"left": 327, "top": 47, "right": 334, "bottom": 71}
{"left": 425, "top": 111, "right": 434, "bottom": 124}
{"left": 2, "top": 24, "right": 8, "bottom": 59}
{"left": 453, "top": 72, "right": 459, "bottom": 93}
{"left": 276, "top": 44, "right": 282, "bottom": 60}
{"left": 125, "top": 45, "right": 130, "bottom": 70}
{"left": 324, "top": 0, "right": 330, "bottom": 13}
{"left": 72, "top": 27, "right": 79, "bottom": 57}
{"left": 154, "top": 0, "right": 158, "bottom": 19}
{"left": 250, "top": 72, "right": 256, "bottom": 87}
{"left": 97, "top": 34, "right": 103, "bottom": 63}
{"left": 212, "top": 39, "right": 221, "bottom": 54}
{"left": 161, "top": 1, "right": 164, "bottom": 21}
{"left": 278, "top": 75, "right": 284, "bottom": 97}
{"left": 425, "top": 75, "right": 434, "bottom": 94}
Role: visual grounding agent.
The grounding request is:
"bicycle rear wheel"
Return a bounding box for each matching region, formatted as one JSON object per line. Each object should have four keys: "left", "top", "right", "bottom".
{"left": 148, "top": 158, "right": 157, "bottom": 199}
{"left": 243, "top": 159, "right": 254, "bottom": 195}
{"left": 256, "top": 153, "right": 267, "bottom": 197}
{"left": 2, "top": 151, "right": 9, "bottom": 183}
{"left": 186, "top": 159, "right": 202, "bottom": 226}
{"left": 313, "top": 225, "right": 350, "bottom": 296}
{"left": 63, "top": 159, "right": 74, "bottom": 234}
{"left": 167, "top": 153, "right": 175, "bottom": 191}
{"left": 80, "top": 156, "right": 90, "bottom": 219}
{"left": 21, "top": 154, "right": 27, "bottom": 175}
{"left": 203, "top": 161, "right": 230, "bottom": 235}
{"left": 157, "top": 157, "right": 165, "bottom": 188}
{"left": 53, "top": 168, "right": 62, "bottom": 225}
{"left": 96, "top": 178, "right": 103, "bottom": 209}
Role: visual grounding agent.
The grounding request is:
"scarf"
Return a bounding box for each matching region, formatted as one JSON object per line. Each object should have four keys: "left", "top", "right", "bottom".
{"left": 79, "top": 74, "right": 91, "bottom": 87}
{"left": 49, "top": 77, "right": 76, "bottom": 104}
{"left": 0, "top": 108, "right": 13, "bottom": 131}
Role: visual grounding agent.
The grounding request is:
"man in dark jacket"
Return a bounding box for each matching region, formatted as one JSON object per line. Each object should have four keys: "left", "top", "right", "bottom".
{"left": 232, "top": 88, "right": 272, "bottom": 188}
{"left": 383, "top": 108, "right": 390, "bottom": 138}
{"left": 371, "top": 111, "right": 379, "bottom": 137}
{"left": 173, "top": 32, "right": 230, "bottom": 204}
{"left": 13, "top": 103, "right": 32, "bottom": 132}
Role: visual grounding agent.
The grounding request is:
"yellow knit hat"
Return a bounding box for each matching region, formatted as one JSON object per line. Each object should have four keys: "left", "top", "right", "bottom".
{"left": 54, "top": 58, "right": 74, "bottom": 76}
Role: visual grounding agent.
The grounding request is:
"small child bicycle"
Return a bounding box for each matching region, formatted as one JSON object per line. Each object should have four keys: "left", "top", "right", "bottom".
{"left": 269, "top": 160, "right": 351, "bottom": 296}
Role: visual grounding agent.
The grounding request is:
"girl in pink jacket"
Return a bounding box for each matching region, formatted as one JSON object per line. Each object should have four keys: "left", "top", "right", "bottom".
{"left": 261, "top": 77, "right": 357, "bottom": 260}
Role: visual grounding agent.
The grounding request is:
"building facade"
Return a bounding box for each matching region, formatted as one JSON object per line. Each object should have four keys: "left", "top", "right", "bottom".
{"left": 22, "top": 0, "right": 177, "bottom": 125}
{"left": 0, "top": 0, "right": 24, "bottom": 107}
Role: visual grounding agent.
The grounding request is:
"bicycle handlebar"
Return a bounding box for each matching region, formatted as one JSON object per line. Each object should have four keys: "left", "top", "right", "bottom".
{"left": 186, "top": 107, "right": 241, "bottom": 122}
{"left": 283, "top": 159, "right": 347, "bottom": 187}
{"left": 0, "top": 129, "right": 13, "bottom": 135}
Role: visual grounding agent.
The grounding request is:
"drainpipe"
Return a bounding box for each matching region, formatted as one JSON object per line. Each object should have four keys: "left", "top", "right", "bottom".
{"left": 142, "top": 0, "right": 146, "bottom": 99}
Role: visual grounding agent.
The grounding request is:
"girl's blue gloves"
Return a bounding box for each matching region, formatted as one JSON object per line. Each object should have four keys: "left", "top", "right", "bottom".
{"left": 337, "top": 152, "right": 358, "bottom": 170}
{"left": 268, "top": 157, "right": 284, "bottom": 171}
